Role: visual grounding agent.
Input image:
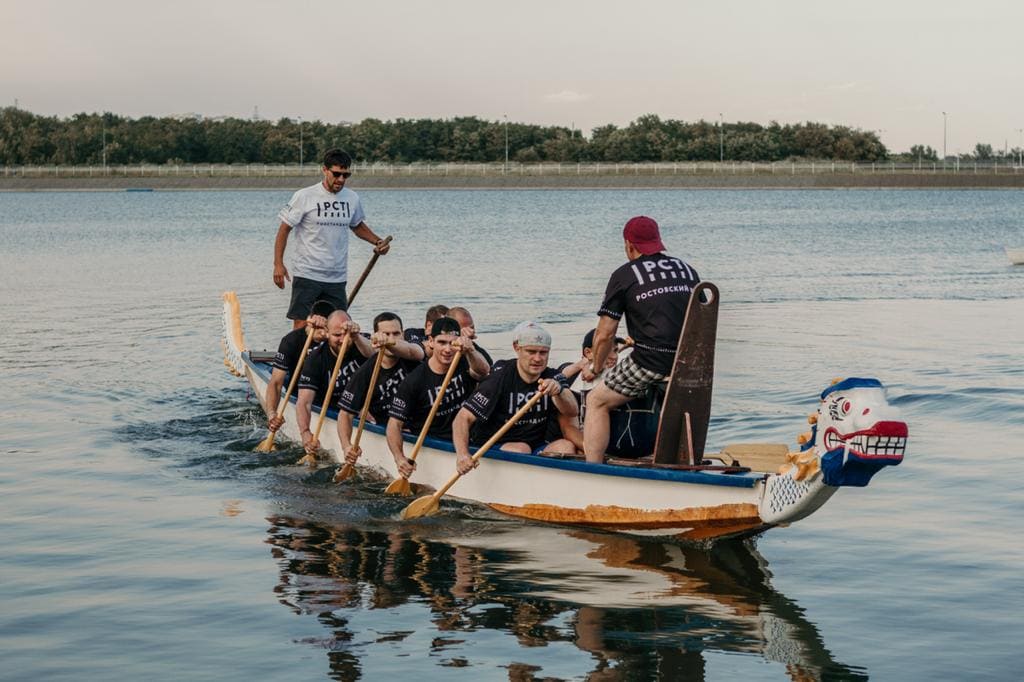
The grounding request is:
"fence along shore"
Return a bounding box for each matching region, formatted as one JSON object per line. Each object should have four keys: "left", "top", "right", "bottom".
{"left": 4, "top": 160, "right": 1024, "bottom": 189}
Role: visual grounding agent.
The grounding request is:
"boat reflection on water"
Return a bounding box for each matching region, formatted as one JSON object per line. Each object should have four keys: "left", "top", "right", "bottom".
{"left": 265, "top": 515, "right": 866, "bottom": 680}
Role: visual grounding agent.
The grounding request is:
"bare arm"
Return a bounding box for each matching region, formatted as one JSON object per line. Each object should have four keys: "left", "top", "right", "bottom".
{"left": 457, "top": 335, "right": 490, "bottom": 380}
{"left": 550, "top": 383, "right": 579, "bottom": 418}
{"left": 453, "top": 408, "right": 479, "bottom": 474}
{"left": 452, "top": 408, "right": 477, "bottom": 458}
{"left": 265, "top": 368, "right": 287, "bottom": 430}
{"left": 557, "top": 411, "right": 584, "bottom": 452}
{"left": 349, "top": 330, "right": 373, "bottom": 358}
{"left": 584, "top": 316, "right": 619, "bottom": 381}
{"left": 265, "top": 368, "right": 286, "bottom": 418}
{"left": 337, "top": 411, "right": 354, "bottom": 450}
{"left": 386, "top": 417, "right": 416, "bottom": 477}
{"left": 296, "top": 388, "right": 314, "bottom": 444}
{"left": 273, "top": 222, "right": 292, "bottom": 289}
{"left": 385, "top": 417, "right": 407, "bottom": 462}
{"left": 390, "top": 338, "right": 425, "bottom": 362}
{"left": 351, "top": 222, "right": 390, "bottom": 254}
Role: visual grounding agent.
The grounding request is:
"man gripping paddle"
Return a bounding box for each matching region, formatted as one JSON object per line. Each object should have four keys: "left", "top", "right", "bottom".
{"left": 273, "top": 148, "right": 390, "bottom": 328}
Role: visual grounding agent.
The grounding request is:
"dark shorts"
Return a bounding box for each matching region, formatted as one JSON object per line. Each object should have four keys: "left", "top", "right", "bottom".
{"left": 287, "top": 276, "right": 348, "bottom": 320}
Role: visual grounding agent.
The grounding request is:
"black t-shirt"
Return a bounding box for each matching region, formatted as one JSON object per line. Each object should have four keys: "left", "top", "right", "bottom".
{"left": 404, "top": 327, "right": 426, "bottom": 346}
{"left": 598, "top": 253, "right": 700, "bottom": 375}
{"left": 297, "top": 342, "right": 367, "bottom": 408}
{"left": 472, "top": 342, "right": 494, "bottom": 367}
{"left": 463, "top": 360, "right": 562, "bottom": 448}
{"left": 388, "top": 357, "right": 476, "bottom": 441}
{"left": 338, "top": 355, "right": 422, "bottom": 425}
{"left": 271, "top": 328, "right": 319, "bottom": 374}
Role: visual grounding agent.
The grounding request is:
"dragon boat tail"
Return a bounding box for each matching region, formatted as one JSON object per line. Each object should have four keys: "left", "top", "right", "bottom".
{"left": 221, "top": 291, "right": 907, "bottom": 541}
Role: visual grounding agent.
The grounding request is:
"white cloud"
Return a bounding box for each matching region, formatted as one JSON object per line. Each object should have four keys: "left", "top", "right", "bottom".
{"left": 544, "top": 90, "right": 592, "bottom": 103}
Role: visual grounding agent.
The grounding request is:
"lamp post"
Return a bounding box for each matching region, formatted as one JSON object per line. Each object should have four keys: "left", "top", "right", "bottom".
{"left": 298, "top": 116, "right": 303, "bottom": 171}
{"left": 942, "top": 112, "right": 947, "bottom": 168}
{"left": 1018, "top": 128, "right": 1022, "bottom": 167}
{"left": 719, "top": 113, "right": 724, "bottom": 163}
{"left": 503, "top": 114, "right": 509, "bottom": 174}
{"left": 102, "top": 124, "right": 107, "bottom": 173}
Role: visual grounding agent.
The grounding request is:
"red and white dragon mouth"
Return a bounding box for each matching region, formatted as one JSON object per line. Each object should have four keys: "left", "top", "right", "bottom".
{"left": 822, "top": 421, "right": 908, "bottom": 459}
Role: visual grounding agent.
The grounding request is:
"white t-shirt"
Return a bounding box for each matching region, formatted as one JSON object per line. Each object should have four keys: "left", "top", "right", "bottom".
{"left": 278, "top": 182, "right": 366, "bottom": 283}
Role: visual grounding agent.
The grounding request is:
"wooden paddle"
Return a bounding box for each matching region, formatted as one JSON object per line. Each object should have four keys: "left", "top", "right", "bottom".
{"left": 346, "top": 235, "right": 392, "bottom": 306}
{"left": 298, "top": 332, "right": 353, "bottom": 466}
{"left": 333, "top": 341, "right": 392, "bottom": 483}
{"left": 384, "top": 350, "right": 464, "bottom": 496}
{"left": 254, "top": 326, "right": 315, "bottom": 453}
{"left": 400, "top": 391, "right": 544, "bottom": 520}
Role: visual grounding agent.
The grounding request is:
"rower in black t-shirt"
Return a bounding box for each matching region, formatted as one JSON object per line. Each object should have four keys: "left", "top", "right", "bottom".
{"left": 295, "top": 310, "right": 373, "bottom": 454}
{"left": 403, "top": 303, "right": 449, "bottom": 357}
{"left": 448, "top": 306, "right": 494, "bottom": 366}
{"left": 337, "top": 311, "right": 425, "bottom": 469}
{"left": 385, "top": 317, "right": 489, "bottom": 478}
{"left": 452, "top": 321, "right": 578, "bottom": 475}
{"left": 581, "top": 216, "right": 700, "bottom": 463}
{"left": 263, "top": 299, "right": 334, "bottom": 433}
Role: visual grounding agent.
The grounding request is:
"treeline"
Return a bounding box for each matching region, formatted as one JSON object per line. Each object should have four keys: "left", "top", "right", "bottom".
{"left": 0, "top": 107, "right": 935, "bottom": 166}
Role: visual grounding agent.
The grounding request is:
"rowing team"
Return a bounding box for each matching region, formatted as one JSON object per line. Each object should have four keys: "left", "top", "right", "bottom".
{"left": 262, "top": 301, "right": 639, "bottom": 479}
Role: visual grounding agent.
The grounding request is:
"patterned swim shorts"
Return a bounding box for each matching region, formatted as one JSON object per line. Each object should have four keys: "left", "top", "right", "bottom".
{"left": 602, "top": 354, "right": 666, "bottom": 399}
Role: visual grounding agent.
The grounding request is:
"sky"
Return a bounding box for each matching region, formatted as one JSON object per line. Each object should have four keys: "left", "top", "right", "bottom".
{"left": 4, "top": 0, "right": 1024, "bottom": 154}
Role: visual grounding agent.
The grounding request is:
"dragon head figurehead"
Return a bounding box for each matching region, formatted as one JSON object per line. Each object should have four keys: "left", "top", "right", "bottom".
{"left": 804, "top": 377, "right": 907, "bottom": 487}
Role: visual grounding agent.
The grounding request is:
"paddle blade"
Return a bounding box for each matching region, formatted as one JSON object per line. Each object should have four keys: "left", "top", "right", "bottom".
{"left": 400, "top": 494, "right": 440, "bottom": 520}
{"left": 384, "top": 477, "right": 413, "bottom": 497}
{"left": 297, "top": 452, "right": 317, "bottom": 467}
{"left": 253, "top": 432, "right": 277, "bottom": 453}
{"left": 333, "top": 463, "right": 355, "bottom": 484}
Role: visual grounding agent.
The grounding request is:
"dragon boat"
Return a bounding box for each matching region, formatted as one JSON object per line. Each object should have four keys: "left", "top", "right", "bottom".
{"left": 221, "top": 289, "right": 908, "bottom": 541}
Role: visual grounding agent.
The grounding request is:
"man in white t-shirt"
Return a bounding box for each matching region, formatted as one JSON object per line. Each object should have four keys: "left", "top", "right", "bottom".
{"left": 273, "top": 148, "right": 390, "bottom": 329}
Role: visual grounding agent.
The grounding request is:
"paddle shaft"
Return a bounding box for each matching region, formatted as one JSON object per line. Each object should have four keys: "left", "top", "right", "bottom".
{"left": 352, "top": 345, "right": 389, "bottom": 449}
{"left": 346, "top": 235, "right": 392, "bottom": 307}
{"left": 312, "top": 334, "right": 354, "bottom": 439}
{"left": 429, "top": 391, "right": 545, "bottom": 501}
{"left": 406, "top": 350, "right": 463, "bottom": 464}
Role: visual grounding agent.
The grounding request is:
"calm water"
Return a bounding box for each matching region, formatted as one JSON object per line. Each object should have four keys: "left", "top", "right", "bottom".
{"left": 1, "top": 188, "right": 1022, "bottom": 680}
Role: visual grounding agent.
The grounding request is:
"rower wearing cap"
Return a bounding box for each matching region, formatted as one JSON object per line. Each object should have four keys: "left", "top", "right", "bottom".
{"left": 452, "top": 321, "right": 578, "bottom": 475}
{"left": 385, "top": 317, "right": 490, "bottom": 477}
{"left": 582, "top": 216, "right": 700, "bottom": 462}
{"left": 264, "top": 299, "right": 334, "bottom": 433}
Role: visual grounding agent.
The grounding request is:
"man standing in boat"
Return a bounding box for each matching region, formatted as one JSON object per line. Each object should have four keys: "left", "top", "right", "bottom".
{"left": 296, "top": 310, "right": 374, "bottom": 454}
{"left": 452, "top": 321, "right": 578, "bottom": 475}
{"left": 337, "top": 312, "right": 425, "bottom": 468}
{"left": 582, "top": 216, "right": 700, "bottom": 463}
{"left": 273, "top": 148, "right": 390, "bottom": 328}
{"left": 264, "top": 299, "right": 335, "bottom": 433}
{"left": 385, "top": 317, "right": 490, "bottom": 477}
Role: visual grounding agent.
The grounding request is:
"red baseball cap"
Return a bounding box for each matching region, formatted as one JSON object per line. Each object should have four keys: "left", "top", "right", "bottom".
{"left": 623, "top": 216, "right": 665, "bottom": 255}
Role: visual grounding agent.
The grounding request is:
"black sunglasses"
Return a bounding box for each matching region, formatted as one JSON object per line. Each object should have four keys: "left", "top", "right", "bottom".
{"left": 329, "top": 170, "right": 352, "bottom": 179}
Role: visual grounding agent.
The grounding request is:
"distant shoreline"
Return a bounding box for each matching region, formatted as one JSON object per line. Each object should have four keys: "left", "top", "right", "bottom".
{"left": 2, "top": 173, "right": 1024, "bottom": 191}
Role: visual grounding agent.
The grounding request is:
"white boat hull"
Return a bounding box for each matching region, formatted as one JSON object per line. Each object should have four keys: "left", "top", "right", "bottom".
{"left": 222, "top": 292, "right": 876, "bottom": 541}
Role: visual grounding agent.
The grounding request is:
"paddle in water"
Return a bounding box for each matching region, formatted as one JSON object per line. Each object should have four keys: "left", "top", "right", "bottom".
{"left": 383, "top": 350, "right": 464, "bottom": 497}
{"left": 334, "top": 340, "right": 392, "bottom": 483}
{"left": 254, "top": 326, "right": 315, "bottom": 453}
{"left": 298, "top": 332, "right": 353, "bottom": 466}
{"left": 400, "top": 392, "right": 544, "bottom": 519}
